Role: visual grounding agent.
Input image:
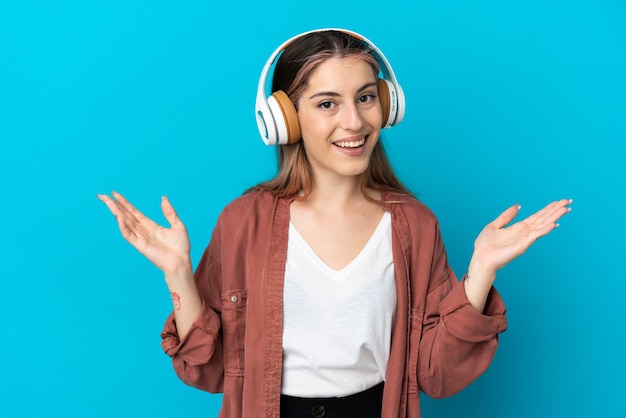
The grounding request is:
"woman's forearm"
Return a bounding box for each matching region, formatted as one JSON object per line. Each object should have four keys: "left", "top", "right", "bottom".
{"left": 164, "top": 257, "right": 202, "bottom": 339}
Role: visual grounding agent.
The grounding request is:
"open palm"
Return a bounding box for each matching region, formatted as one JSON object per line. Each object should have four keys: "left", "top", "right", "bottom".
{"left": 473, "top": 198, "right": 572, "bottom": 273}
{"left": 98, "top": 191, "right": 191, "bottom": 276}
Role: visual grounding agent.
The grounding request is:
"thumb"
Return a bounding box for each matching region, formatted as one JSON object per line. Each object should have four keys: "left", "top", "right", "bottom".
{"left": 491, "top": 204, "right": 521, "bottom": 229}
{"left": 161, "top": 196, "right": 180, "bottom": 226}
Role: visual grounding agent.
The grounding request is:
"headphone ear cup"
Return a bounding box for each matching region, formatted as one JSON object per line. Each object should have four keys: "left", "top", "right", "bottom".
{"left": 377, "top": 78, "right": 401, "bottom": 128}
{"left": 377, "top": 78, "right": 391, "bottom": 128}
{"left": 268, "top": 91, "right": 301, "bottom": 144}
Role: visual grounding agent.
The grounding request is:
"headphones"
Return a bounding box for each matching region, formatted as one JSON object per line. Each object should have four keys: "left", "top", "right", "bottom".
{"left": 255, "top": 28, "right": 405, "bottom": 146}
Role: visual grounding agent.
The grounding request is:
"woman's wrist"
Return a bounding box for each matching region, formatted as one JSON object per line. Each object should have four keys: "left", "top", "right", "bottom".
{"left": 464, "top": 257, "right": 497, "bottom": 313}
{"left": 466, "top": 257, "right": 497, "bottom": 287}
{"left": 163, "top": 255, "right": 194, "bottom": 285}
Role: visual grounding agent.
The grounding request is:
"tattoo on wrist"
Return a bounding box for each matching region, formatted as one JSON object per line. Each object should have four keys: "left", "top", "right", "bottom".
{"left": 170, "top": 291, "right": 181, "bottom": 311}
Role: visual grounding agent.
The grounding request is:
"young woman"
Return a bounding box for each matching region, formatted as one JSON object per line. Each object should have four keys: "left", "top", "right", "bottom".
{"left": 98, "top": 29, "right": 572, "bottom": 418}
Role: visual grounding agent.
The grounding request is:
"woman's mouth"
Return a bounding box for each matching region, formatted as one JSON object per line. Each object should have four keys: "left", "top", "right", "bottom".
{"left": 332, "top": 136, "right": 367, "bottom": 148}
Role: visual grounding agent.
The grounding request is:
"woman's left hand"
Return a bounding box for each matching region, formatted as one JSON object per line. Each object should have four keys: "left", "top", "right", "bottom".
{"left": 464, "top": 198, "right": 573, "bottom": 312}
{"left": 471, "top": 198, "right": 573, "bottom": 278}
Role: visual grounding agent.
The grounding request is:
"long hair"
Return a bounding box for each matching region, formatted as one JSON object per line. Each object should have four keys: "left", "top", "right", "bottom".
{"left": 249, "top": 30, "right": 412, "bottom": 202}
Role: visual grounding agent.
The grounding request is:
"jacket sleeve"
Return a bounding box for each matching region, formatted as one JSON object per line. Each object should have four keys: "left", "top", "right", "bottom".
{"left": 160, "top": 235, "right": 226, "bottom": 393}
{"left": 417, "top": 223, "right": 508, "bottom": 398}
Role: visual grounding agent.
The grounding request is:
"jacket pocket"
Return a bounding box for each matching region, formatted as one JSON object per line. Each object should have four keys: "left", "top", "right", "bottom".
{"left": 221, "top": 289, "right": 247, "bottom": 377}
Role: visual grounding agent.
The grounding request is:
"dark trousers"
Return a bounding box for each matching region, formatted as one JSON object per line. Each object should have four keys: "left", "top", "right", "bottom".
{"left": 280, "top": 382, "right": 384, "bottom": 418}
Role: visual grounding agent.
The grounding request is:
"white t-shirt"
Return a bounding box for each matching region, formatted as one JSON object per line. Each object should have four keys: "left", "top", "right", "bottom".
{"left": 281, "top": 212, "right": 396, "bottom": 397}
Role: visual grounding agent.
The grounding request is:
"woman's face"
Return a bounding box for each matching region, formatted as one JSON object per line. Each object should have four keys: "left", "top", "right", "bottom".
{"left": 296, "top": 56, "right": 382, "bottom": 183}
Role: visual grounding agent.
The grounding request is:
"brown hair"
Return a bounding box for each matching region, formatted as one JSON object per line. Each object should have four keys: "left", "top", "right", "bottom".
{"left": 249, "top": 30, "right": 412, "bottom": 202}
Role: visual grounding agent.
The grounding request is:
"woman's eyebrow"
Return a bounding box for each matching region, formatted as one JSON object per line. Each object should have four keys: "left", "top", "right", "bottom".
{"left": 308, "top": 82, "right": 378, "bottom": 100}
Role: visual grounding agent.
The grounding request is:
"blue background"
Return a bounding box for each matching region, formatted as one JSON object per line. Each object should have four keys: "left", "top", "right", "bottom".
{"left": 1, "top": 0, "right": 624, "bottom": 417}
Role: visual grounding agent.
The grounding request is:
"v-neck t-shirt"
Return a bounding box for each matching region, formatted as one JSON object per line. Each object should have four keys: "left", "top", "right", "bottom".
{"left": 281, "top": 212, "right": 396, "bottom": 397}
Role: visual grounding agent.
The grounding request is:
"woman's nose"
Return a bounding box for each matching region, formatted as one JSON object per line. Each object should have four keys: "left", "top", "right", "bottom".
{"left": 339, "top": 103, "right": 365, "bottom": 131}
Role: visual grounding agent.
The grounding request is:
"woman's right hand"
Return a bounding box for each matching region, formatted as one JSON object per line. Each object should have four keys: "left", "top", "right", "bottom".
{"left": 97, "top": 191, "right": 191, "bottom": 276}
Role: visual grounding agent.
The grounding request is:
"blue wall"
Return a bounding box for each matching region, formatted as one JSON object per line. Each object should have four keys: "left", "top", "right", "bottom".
{"left": 1, "top": 0, "right": 624, "bottom": 416}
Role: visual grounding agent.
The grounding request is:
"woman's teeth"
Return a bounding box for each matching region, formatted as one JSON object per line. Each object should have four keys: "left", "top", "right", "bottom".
{"left": 333, "top": 138, "right": 365, "bottom": 148}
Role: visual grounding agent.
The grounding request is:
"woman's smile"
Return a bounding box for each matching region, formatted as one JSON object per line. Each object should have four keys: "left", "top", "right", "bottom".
{"left": 333, "top": 135, "right": 367, "bottom": 148}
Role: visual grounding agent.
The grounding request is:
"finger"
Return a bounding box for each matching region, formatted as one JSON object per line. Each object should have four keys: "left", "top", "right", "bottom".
{"left": 537, "top": 198, "right": 572, "bottom": 218}
{"left": 97, "top": 193, "right": 125, "bottom": 219}
{"left": 523, "top": 199, "right": 573, "bottom": 241}
{"left": 544, "top": 199, "right": 573, "bottom": 225}
{"left": 524, "top": 198, "right": 572, "bottom": 228}
{"left": 527, "top": 220, "right": 559, "bottom": 240}
{"left": 491, "top": 204, "right": 521, "bottom": 229}
{"left": 97, "top": 194, "right": 136, "bottom": 240}
{"left": 111, "top": 191, "right": 151, "bottom": 226}
{"left": 105, "top": 192, "right": 142, "bottom": 228}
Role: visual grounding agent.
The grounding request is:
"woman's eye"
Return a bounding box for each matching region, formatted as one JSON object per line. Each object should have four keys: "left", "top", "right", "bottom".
{"left": 359, "top": 94, "right": 376, "bottom": 103}
{"left": 319, "top": 101, "right": 334, "bottom": 109}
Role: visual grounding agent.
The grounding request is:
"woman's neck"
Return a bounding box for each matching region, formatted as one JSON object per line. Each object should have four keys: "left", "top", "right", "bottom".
{"left": 301, "top": 174, "right": 380, "bottom": 212}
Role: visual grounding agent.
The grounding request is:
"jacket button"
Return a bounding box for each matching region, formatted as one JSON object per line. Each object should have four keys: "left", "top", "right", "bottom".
{"left": 230, "top": 295, "right": 238, "bottom": 303}
{"left": 311, "top": 404, "right": 325, "bottom": 417}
